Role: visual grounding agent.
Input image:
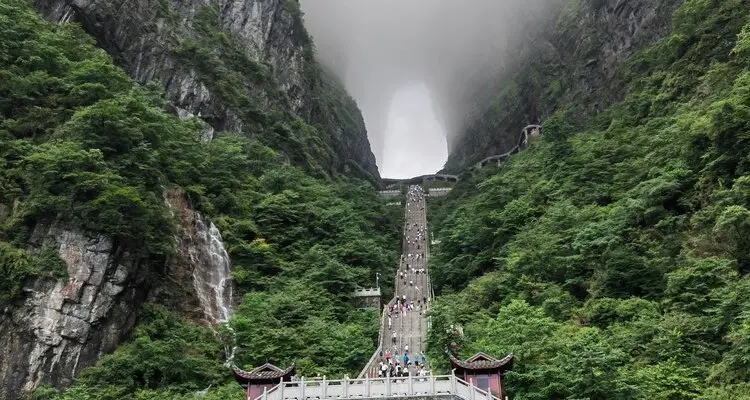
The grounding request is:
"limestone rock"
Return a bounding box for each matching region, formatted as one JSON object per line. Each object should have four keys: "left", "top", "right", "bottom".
{"left": 154, "top": 188, "right": 235, "bottom": 327}
{"left": 444, "top": 0, "right": 682, "bottom": 171}
{"left": 33, "top": 0, "right": 379, "bottom": 180}
{"left": 0, "top": 222, "right": 145, "bottom": 399}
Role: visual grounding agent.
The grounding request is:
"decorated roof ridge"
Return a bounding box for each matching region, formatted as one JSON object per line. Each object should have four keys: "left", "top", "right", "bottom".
{"left": 232, "top": 363, "right": 296, "bottom": 381}
{"left": 449, "top": 352, "right": 514, "bottom": 371}
{"left": 465, "top": 352, "right": 496, "bottom": 363}
{"left": 250, "top": 363, "right": 283, "bottom": 374}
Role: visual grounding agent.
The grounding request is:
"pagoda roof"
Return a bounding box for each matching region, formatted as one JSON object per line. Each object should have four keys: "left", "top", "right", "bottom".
{"left": 449, "top": 352, "right": 514, "bottom": 371}
{"left": 232, "top": 363, "right": 296, "bottom": 382}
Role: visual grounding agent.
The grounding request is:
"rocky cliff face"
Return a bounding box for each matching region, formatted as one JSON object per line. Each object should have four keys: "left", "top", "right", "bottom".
{"left": 0, "top": 191, "right": 234, "bottom": 398}
{"left": 443, "top": 0, "right": 683, "bottom": 172}
{"left": 152, "top": 189, "right": 234, "bottom": 327}
{"left": 0, "top": 223, "right": 146, "bottom": 399}
{"left": 34, "top": 0, "right": 379, "bottom": 180}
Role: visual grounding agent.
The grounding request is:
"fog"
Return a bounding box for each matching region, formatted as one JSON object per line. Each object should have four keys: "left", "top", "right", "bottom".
{"left": 300, "top": 0, "right": 557, "bottom": 178}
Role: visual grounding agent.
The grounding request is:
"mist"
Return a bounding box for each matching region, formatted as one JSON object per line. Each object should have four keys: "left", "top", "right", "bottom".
{"left": 300, "top": 0, "right": 558, "bottom": 178}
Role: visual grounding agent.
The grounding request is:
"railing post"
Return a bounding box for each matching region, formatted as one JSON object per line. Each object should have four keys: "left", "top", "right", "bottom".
{"left": 322, "top": 376, "right": 327, "bottom": 399}
{"left": 279, "top": 380, "right": 284, "bottom": 400}
{"left": 344, "top": 375, "right": 349, "bottom": 398}
{"left": 451, "top": 374, "right": 457, "bottom": 394}
{"left": 408, "top": 374, "right": 414, "bottom": 395}
{"left": 300, "top": 377, "right": 305, "bottom": 400}
{"left": 470, "top": 379, "right": 476, "bottom": 400}
{"left": 430, "top": 374, "right": 435, "bottom": 394}
{"left": 365, "top": 376, "right": 370, "bottom": 397}
{"left": 386, "top": 374, "right": 392, "bottom": 396}
{"left": 263, "top": 386, "right": 267, "bottom": 400}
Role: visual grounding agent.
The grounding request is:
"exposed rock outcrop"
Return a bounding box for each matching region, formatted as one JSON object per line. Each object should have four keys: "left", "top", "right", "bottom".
{"left": 34, "top": 0, "right": 379, "bottom": 180}
{"left": 0, "top": 191, "right": 236, "bottom": 398}
{"left": 444, "top": 0, "right": 682, "bottom": 171}
{"left": 0, "top": 223, "right": 146, "bottom": 399}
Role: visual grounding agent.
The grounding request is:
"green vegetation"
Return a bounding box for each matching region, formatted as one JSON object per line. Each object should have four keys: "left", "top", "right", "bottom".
{"left": 168, "top": 2, "right": 375, "bottom": 183}
{"left": 0, "top": 1, "right": 398, "bottom": 398}
{"left": 427, "top": 1, "right": 750, "bottom": 399}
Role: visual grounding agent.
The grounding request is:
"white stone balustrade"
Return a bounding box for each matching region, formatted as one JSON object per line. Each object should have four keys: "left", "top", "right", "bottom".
{"left": 254, "top": 375, "right": 502, "bottom": 400}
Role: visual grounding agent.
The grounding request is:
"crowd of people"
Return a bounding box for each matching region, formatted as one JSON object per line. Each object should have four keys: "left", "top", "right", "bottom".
{"left": 376, "top": 185, "right": 431, "bottom": 378}
{"left": 377, "top": 350, "right": 428, "bottom": 378}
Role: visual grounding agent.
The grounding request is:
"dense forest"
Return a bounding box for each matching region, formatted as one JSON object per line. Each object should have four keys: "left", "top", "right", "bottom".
{"left": 5, "top": 0, "right": 750, "bottom": 398}
{"left": 427, "top": 1, "right": 750, "bottom": 399}
{"left": 0, "top": 1, "right": 400, "bottom": 398}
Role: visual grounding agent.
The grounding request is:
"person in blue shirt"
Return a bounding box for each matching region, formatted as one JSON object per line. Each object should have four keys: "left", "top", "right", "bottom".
{"left": 421, "top": 351, "right": 427, "bottom": 366}
{"left": 403, "top": 352, "right": 409, "bottom": 366}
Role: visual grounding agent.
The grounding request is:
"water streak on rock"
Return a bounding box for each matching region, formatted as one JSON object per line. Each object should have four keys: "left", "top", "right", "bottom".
{"left": 188, "top": 215, "right": 233, "bottom": 326}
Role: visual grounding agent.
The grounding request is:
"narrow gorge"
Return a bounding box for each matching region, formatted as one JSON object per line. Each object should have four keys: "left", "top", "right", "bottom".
{"left": 2, "top": 0, "right": 750, "bottom": 399}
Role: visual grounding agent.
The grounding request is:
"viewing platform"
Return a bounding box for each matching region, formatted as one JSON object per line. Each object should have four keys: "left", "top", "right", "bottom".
{"left": 352, "top": 288, "right": 382, "bottom": 309}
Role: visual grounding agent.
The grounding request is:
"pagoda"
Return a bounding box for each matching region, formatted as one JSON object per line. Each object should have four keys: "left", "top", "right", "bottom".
{"left": 449, "top": 352, "right": 514, "bottom": 399}
{"left": 232, "top": 363, "right": 296, "bottom": 400}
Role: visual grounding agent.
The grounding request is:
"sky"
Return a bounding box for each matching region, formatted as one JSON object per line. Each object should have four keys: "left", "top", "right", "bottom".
{"left": 299, "top": 0, "right": 557, "bottom": 178}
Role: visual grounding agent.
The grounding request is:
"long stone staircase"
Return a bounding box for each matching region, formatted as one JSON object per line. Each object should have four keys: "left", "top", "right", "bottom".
{"left": 250, "top": 186, "right": 503, "bottom": 400}
{"left": 360, "top": 185, "right": 431, "bottom": 379}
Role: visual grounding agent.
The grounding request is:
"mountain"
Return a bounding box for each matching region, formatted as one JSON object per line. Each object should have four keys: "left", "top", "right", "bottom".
{"left": 443, "top": 0, "right": 681, "bottom": 172}
{"left": 0, "top": 1, "right": 394, "bottom": 398}
{"left": 427, "top": 0, "right": 750, "bottom": 398}
{"left": 34, "top": 0, "right": 379, "bottom": 182}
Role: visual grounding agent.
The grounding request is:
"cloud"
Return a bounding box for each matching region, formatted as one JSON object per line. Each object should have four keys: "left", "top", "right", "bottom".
{"left": 300, "top": 0, "right": 558, "bottom": 176}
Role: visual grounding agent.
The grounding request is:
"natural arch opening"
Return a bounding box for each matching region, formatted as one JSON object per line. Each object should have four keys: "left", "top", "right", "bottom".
{"left": 380, "top": 84, "right": 448, "bottom": 178}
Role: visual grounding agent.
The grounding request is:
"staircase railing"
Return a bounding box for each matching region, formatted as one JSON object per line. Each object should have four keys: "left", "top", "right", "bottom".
{"left": 253, "top": 374, "right": 503, "bottom": 400}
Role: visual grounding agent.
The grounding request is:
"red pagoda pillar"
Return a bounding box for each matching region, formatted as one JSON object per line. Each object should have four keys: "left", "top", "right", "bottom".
{"left": 232, "top": 363, "right": 296, "bottom": 400}
{"left": 449, "top": 352, "right": 514, "bottom": 399}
